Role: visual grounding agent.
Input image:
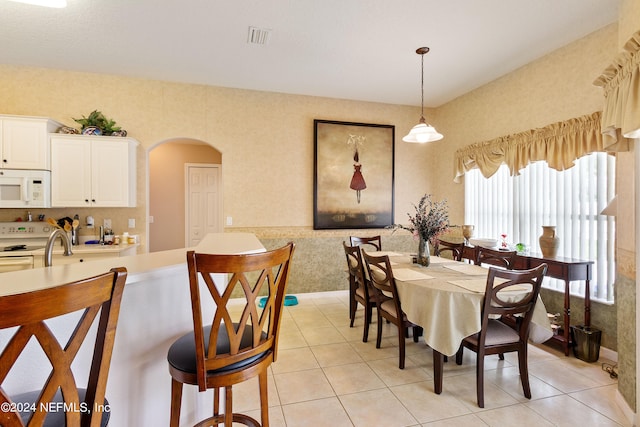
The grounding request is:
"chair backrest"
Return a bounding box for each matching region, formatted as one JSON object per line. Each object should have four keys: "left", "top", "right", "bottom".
{"left": 343, "top": 241, "right": 368, "bottom": 293}
{"left": 434, "top": 239, "right": 465, "bottom": 261}
{"left": 481, "top": 264, "right": 548, "bottom": 341}
{"left": 186, "top": 243, "right": 295, "bottom": 391}
{"left": 349, "top": 236, "right": 382, "bottom": 252}
{"left": 475, "top": 247, "right": 517, "bottom": 269}
{"left": 0, "top": 267, "right": 127, "bottom": 427}
{"left": 361, "top": 251, "right": 402, "bottom": 315}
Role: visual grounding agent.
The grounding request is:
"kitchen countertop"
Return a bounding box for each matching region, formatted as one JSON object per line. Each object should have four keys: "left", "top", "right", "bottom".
{"left": 39, "top": 243, "right": 140, "bottom": 255}
{"left": 1, "top": 243, "right": 139, "bottom": 256}
{"left": 0, "top": 232, "right": 265, "bottom": 296}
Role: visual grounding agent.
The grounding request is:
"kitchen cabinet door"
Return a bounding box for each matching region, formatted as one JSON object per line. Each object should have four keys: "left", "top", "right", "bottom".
{"left": 90, "top": 139, "right": 136, "bottom": 207}
{"left": 51, "top": 135, "right": 138, "bottom": 207}
{"left": 1, "top": 116, "right": 61, "bottom": 170}
{"left": 51, "top": 136, "right": 93, "bottom": 207}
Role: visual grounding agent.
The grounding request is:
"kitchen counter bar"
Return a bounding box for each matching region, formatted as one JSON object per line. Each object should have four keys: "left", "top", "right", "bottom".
{"left": 0, "top": 232, "right": 267, "bottom": 425}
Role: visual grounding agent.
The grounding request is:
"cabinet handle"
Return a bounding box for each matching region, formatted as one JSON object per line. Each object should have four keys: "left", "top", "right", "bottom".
{"left": 85, "top": 199, "right": 89, "bottom": 203}
{"left": 2, "top": 159, "right": 7, "bottom": 163}
{"left": 91, "top": 199, "right": 96, "bottom": 203}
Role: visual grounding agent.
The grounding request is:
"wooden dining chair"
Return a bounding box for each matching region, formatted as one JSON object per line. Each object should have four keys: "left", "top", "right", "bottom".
{"left": 434, "top": 239, "right": 465, "bottom": 261}
{"left": 362, "top": 250, "right": 423, "bottom": 369}
{"left": 475, "top": 246, "right": 517, "bottom": 269}
{"left": 0, "top": 267, "right": 128, "bottom": 427}
{"left": 349, "top": 235, "right": 382, "bottom": 252}
{"left": 347, "top": 235, "right": 382, "bottom": 336}
{"left": 455, "top": 264, "right": 547, "bottom": 408}
{"left": 344, "top": 242, "right": 387, "bottom": 342}
{"left": 167, "top": 242, "right": 295, "bottom": 427}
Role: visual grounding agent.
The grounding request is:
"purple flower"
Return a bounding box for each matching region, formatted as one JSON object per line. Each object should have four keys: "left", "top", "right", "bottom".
{"left": 388, "top": 194, "right": 450, "bottom": 244}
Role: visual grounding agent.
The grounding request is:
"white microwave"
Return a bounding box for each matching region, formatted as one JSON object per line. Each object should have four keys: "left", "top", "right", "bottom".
{"left": 0, "top": 169, "right": 50, "bottom": 208}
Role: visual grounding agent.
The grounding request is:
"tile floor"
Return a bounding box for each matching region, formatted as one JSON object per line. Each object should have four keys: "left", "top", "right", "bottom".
{"left": 228, "top": 291, "right": 631, "bottom": 426}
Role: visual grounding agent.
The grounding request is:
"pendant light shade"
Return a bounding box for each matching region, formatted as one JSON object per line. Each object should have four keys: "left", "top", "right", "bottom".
{"left": 403, "top": 119, "right": 443, "bottom": 143}
{"left": 403, "top": 47, "right": 443, "bottom": 143}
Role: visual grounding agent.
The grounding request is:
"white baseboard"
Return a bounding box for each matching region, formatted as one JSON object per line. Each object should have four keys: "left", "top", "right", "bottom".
{"left": 600, "top": 345, "right": 618, "bottom": 363}
{"left": 615, "top": 389, "right": 636, "bottom": 427}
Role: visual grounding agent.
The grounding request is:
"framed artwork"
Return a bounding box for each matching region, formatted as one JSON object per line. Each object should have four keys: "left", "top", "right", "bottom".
{"left": 314, "top": 119, "right": 395, "bottom": 229}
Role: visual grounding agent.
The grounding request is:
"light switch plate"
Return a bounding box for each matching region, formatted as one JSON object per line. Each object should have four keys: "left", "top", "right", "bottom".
{"left": 128, "top": 218, "right": 135, "bottom": 228}
{"left": 226, "top": 216, "right": 232, "bottom": 226}
{"left": 103, "top": 219, "right": 112, "bottom": 229}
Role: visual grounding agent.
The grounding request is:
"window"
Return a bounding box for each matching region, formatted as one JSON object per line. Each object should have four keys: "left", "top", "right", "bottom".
{"left": 464, "top": 152, "right": 616, "bottom": 303}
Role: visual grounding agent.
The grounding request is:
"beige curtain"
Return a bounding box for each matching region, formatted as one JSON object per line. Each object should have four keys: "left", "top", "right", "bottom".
{"left": 453, "top": 112, "right": 603, "bottom": 182}
{"left": 593, "top": 29, "right": 640, "bottom": 147}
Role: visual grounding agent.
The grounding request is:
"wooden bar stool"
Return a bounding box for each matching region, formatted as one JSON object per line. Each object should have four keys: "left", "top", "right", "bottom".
{"left": 0, "top": 267, "right": 127, "bottom": 427}
{"left": 168, "top": 243, "right": 295, "bottom": 427}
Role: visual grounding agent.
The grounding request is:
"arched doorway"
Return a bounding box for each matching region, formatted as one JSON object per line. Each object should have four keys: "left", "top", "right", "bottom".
{"left": 148, "top": 139, "right": 222, "bottom": 252}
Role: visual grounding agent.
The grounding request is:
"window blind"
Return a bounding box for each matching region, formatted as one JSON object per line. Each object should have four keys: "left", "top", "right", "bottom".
{"left": 464, "top": 152, "right": 616, "bottom": 302}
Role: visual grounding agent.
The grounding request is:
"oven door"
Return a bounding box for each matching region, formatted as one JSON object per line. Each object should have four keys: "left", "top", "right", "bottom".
{"left": 0, "top": 256, "right": 34, "bottom": 273}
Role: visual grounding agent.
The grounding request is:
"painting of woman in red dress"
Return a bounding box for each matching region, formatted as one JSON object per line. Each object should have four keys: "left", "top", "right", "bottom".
{"left": 350, "top": 147, "right": 366, "bottom": 203}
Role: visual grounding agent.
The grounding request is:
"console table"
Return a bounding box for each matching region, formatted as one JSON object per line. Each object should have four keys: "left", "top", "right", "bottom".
{"left": 462, "top": 246, "right": 593, "bottom": 356}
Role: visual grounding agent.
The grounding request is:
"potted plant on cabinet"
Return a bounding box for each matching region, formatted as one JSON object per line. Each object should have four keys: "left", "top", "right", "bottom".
{"left": 70, "top": 110, "right": 127, "bottom": 136}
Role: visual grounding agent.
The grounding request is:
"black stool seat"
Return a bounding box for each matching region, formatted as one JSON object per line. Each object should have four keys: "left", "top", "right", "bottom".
{"left": 168, "top": 324, "right": 268, "bottom": 375}
{"left": 12, "top": 389, "right": 110, "bottom": 427}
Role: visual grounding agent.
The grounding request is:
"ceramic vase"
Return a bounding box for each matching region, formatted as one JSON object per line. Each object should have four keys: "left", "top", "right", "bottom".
{"left": 81, "top": 126, "right": 102, "bottom": 135}
{"left": 417, "top": 237, "right": 431, "bottom": 267}
{"left": 462, "top": 225, "right": 474, "bottom": 244}
{"left": 539, "top": 226, "right": 560, "bottom": 258}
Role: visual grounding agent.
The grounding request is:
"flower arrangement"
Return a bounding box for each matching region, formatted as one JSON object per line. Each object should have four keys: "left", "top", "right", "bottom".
{"left": 389, "top": 194, "right": 450, "bottom": 244}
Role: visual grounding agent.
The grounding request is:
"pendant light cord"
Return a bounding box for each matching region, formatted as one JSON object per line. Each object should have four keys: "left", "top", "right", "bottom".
{"left": 420, "top": 52, "right": 425, "bottom": 122}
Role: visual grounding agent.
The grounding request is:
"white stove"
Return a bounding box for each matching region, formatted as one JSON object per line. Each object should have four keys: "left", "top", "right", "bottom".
{"left": 0, "top": 221, "right": 54, "bottom": 272}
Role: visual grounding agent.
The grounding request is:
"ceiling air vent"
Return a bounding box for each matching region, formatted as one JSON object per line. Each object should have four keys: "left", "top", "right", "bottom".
{"left": 247, "top": 26, "right": 272, "bottom": 46}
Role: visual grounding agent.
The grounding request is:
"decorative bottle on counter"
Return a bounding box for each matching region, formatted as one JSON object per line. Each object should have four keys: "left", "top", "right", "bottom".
{"left": 539, "top": 226, "right": 560, "bottom": 258}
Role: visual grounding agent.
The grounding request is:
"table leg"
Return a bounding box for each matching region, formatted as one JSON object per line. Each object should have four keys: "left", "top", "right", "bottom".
{"left": 563, "top": 279, "right": 571, "bottom": 356}
{"left": 433, "top": 349, "right": 443, "bottom": 394}
{"left": 584, "top": 278, "right": 591, "bottom": 328}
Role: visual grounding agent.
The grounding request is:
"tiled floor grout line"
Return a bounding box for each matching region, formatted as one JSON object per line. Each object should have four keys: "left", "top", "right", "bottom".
{"left": 268, "top": 291, "right": 627, "bottom": 426}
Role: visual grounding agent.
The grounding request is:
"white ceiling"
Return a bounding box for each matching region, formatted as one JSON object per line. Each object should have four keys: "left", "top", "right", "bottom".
{"left": 0, "top": 0, "right": 620, "bottom": 107}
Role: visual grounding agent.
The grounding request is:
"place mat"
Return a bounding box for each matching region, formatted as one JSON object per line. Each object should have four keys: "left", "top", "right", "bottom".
{"left": 393, "top": 268, "right": 434, "bottom": 281}
{"left": 448, "top": 279, "right": 488, "bottom": 293}
{"left": 443, "top": 263, "right": 488, "bottom": 275}
{"left": 429, "top": 256, "right": 457, "bottom": 264}
{"left": 370, "top": 251, "right": 404, "bottom": 257}
{"left": 448, "top": 278, "right": 529, "bottom": 293}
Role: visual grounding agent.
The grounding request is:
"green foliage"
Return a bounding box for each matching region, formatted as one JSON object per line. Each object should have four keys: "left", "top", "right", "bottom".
{"left": 73, "top": 110, "right": 121, "bottom": 134}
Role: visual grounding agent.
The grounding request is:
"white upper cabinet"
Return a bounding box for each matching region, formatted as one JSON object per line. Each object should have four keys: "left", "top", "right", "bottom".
{"left": 0, "top": 116, "right": 61, "bottom": 170}
{"left": 50, "top": 134, "right": 138, "bottom": 207}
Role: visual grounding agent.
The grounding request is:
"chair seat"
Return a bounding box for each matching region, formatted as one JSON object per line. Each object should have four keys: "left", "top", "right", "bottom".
{"left": 168, "top": 324, "right": 268, "bottom": 375}
{"left": 355, "top": 285, "right": 380, "bottom": 302}
{"left": 379, "top": 299, "right": 412, "bottom": 323}
{"left": 464, "top": 319, "right": 521, "bottom": 347}
{"left": 12, "top": 389, "right": 109, "bottom": 427}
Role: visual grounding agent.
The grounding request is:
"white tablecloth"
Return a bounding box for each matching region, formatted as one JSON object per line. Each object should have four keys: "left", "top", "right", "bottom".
{"left": 390, "top": 254, "right": 553, "bottom": 356}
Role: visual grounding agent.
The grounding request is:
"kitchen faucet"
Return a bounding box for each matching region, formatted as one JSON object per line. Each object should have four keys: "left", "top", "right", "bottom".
{"left": 44, "top": 228, "right": 73, "bottom": 267}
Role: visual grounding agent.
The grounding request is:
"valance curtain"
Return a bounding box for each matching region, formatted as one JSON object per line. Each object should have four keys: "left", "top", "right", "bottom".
{"left": 593, "top": 29, "right": 640, "bottom": 146}
{"left": 453, "top": 112, "right": 604, "bottom": 183}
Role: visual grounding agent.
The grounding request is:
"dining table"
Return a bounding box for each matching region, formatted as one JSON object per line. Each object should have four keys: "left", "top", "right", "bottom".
{"left": 370, "top": 251, "right": 553, "bottom": 395}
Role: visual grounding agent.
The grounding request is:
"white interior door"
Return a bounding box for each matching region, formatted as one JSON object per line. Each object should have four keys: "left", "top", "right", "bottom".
{"left": 185, "top": 164, "right": 222, "bottom": 247}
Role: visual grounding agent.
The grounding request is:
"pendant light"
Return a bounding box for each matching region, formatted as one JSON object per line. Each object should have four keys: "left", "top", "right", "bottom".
{"left": 403, "top": 47, "right": 443, "bottom": 143}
